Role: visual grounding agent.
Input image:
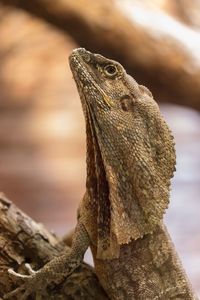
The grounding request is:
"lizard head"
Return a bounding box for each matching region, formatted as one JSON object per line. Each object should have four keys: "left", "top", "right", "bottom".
{"left": 69, "top": 48, "right": 176, "bottom": 257}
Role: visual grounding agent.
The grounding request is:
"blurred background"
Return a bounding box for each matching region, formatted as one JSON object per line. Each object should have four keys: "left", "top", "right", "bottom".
{"left": 0, "top": 0, "right": 199, "bottom": 296}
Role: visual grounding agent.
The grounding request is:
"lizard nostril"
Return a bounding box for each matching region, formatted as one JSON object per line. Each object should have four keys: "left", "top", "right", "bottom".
{"left": 72, "top": 48, "right": 91, "bottom": 62}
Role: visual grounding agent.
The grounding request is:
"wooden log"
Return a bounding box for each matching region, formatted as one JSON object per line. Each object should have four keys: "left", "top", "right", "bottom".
{"left": 0, "top": 194, "right": 108, "bottom": 299}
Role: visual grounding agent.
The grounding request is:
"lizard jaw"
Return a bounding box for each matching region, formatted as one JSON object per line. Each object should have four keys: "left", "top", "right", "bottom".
{"left": 69, "top": 48, "right": 113, "bottom": 109}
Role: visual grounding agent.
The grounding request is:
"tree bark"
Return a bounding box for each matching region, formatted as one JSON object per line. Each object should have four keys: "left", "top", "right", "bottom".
{"left": 0, "top": 194, "right": 108, "bottom": 299}
{"left": 0, "top": 0, "right": 200, "bottom": 111}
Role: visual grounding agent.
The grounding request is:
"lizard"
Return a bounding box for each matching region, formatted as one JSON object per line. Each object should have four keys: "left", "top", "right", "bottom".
{"left": 4, "top": 48, "right": 198, "bottom": 299}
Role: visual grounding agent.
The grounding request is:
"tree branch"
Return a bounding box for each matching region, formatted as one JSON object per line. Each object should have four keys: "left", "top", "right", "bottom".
{"left": 0, "top": 194, "right": 108, "bottom": 299}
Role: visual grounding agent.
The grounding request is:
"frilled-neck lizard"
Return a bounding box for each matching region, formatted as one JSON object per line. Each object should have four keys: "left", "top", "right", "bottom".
{"left": 5, "top": 48, "right": 198, "bottom": 299}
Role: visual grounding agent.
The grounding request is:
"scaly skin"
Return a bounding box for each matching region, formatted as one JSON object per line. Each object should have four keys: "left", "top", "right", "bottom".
{"left": 4, "top": 48, "right": 198, "bottom": 299}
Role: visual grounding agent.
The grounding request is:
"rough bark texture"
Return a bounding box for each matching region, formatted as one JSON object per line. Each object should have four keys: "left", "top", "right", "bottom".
{"left": 0, "top": 194, "right": 108, "bottom": 299}
{"left": 0, "top": 0, "right": 200, "bottom": 111}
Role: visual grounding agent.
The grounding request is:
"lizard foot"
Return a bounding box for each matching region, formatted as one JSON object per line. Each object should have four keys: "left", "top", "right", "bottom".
{"left": 4, "top": 263, "right": 50, "bottom": 300}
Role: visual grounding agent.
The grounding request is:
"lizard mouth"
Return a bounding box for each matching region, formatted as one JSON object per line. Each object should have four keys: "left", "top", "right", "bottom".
{"left": 69, "top": 49, "right": 112, "bottom": 108}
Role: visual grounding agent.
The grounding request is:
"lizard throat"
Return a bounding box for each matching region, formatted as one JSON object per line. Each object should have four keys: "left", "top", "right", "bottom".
{"left": 84, "top": 105, "right": 119, "bottom": 258}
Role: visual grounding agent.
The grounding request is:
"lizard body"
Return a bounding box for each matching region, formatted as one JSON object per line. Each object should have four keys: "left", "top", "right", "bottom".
{"left": 4, "top": 48, "right": 198, "bottom": 300}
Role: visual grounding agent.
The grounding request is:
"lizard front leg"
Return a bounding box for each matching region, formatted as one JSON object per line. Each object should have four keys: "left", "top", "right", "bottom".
{"left": 4, "top": 221, "right": 90, "bottom": 300}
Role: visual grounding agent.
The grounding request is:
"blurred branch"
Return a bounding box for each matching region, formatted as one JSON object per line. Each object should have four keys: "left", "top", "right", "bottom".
{"left": 167, "top": 0, "right": 200, "bottom": 29}
{"left": 0, "top": 0, "right": 200, "bottom": 111}
{"left": 0, "top": 194, "right": 108, "bottom": 299}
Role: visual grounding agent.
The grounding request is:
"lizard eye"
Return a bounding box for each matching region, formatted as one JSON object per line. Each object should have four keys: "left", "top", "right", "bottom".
{"left": 104, "top": 64, "right": 118, "bottom": 76}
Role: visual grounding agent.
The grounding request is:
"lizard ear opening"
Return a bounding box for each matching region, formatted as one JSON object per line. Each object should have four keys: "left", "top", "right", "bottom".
{"left": 120, "top": 95, "right": 135, "bottom": 112}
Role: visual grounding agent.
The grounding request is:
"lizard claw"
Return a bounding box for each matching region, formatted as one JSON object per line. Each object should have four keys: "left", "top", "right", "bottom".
{"left": 3, "top": 247, "right": 83, "bottom": 299}
{"left": 7, "top": 263, "right": 37, "bottom": 279}
{"left": 24, "top": 263, "right": 37, "bottom": 275}
{"left": 4, "top": 265, "right": 44, "bottom": 300}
